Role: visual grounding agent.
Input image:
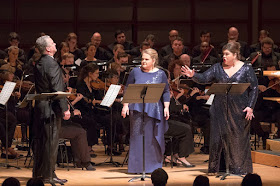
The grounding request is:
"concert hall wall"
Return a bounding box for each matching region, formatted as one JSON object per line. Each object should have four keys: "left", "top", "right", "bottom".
{"left": 0, "top": 0, "right": 279, "bottom": 51}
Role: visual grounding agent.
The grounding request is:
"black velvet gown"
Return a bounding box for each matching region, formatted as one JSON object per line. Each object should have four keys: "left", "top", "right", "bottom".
{"left": 192, "top": 62, "right": 258, "bottom": 174}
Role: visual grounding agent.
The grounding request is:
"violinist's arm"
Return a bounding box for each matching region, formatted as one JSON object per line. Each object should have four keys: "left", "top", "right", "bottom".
{"left": 92, "top": 99, "right": 102, "bottom": 105}
{"left": 71, "top": 93, "right": 84, "bottom": 105}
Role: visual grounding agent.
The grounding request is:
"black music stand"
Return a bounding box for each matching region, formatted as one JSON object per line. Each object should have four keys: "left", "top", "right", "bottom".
{"left": 0, "top": 81, "right": 21, "bottom": 169}
{"left": 122, "top": 83, "right": 165, "bottom": 182}
{"left": 96, "top": 84, "right": 122, "bottom": 167}
{"left": 206, "top": 83, "right": 250, "bottom": 180}
{"left": 27, "top": 92, "right": 73, "bottom": 186}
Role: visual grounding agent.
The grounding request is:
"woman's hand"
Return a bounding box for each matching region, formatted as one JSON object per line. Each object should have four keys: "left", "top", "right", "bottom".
{"left": 164, "top": 107, "right": 169, "bottom": 120}
{"left": 121, "top": 104, "right": 129, "bottom": 118}
{"left": 181, "top": 65, "right": 195, "bottom": 78}
{"left": 243, "top": 107, "right": 254, "bottom": 120}
{"left": 190, "top": 87, "right": 199, "bottom": 96}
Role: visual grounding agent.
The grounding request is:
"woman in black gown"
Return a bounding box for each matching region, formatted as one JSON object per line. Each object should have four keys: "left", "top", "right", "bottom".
{"left": 181, "top": 41, "right": 258, "bottom": 175}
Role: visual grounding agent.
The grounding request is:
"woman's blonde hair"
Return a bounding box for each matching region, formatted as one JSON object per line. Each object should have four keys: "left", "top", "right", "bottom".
{"left": 142, "top": 48, "right": 158, "bottom": 65}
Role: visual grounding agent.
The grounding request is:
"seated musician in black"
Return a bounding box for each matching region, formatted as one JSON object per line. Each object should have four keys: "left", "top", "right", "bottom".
{"left": 0, "top": 69, "right": 22, "bottom": 159}
{"left": 192, "top": 42, "right": 218, "bottom": 65}
{"left": 104, "top": 69, "right": 129, "bottom": 152}
{"left": 80, "top": 43, "right": 102, "bottom": 69}
{"left": 81, "top": 32, "right": 112, "bottom": 61}
{"left": 4, "top": 32, "right": 27, "bottom": 64}
{"left": 160, "top": 30, "right": 190, "bottom": 59}
{"left": 249, "top": 37, "right": 280, "bottom": 69}
{"left": 66, "top": 33, "right": 85, "bottom": 61}
{"left": 74, "top": 63, "right": 122, "bottom": 155}
{"left": 168, "top": 59, "right": 210, "bottom": 154}
{"left": 161, "top": 37, "right": 186, "bottom": 70}
{"left": 59, "top": 106, "right": 95, "bottom": 170}
{"left": 192, "top": 30, "right": 219, "bottom": 59}
{"left": 252, "top": 64, "right": 280, "bottom": 148}
{"left": 164, "top": 86, "right": 195, "bottom": 167}
{"left": 107, "top": 30, "right": 134, "bottom": 56}
{"left": 130, "top": 35, "right": 154, "bottom": 58}
{"left": 250, "top": 30, "right": 279, "bottom": 53}
{"left": 132, "top": 41, "right": 151, "bottom": 62}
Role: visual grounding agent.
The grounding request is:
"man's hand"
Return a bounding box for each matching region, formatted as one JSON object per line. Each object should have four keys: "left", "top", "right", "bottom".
{"left": 258, "top": 85, "right": 267, "bottom": 92}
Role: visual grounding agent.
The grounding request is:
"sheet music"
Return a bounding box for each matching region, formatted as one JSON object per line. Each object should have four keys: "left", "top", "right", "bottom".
{"left": 0, "top": 81, "right": 16, "bottom": 105}
{"left": 205, "top": 94, "right": 215, "bottom": 105}
{"left": 100, "top": 84, "right": 121, "bottom": 107}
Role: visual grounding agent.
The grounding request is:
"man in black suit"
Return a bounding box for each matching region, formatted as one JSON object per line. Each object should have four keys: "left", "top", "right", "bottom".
{"left": 160, "top": 30, "right": 190, "bottom": 59}
{"left": 192, "top": 30, "right": 219, "bottom": 59}
{"left": 192, "top": 41, "right": 218, "bottom": 65}
{"left": 33, "top": 35, "right": 70, "bottom": 184}
{"left": 4, "top": 32, "right": 27, "bottom": 64}
{"left": 107, "top": 30, "right": 134, "bottom": 55}
{"left": 219, "top": 27, "right": 250, "bottom": 60}
{"left": 249, "top": 37, "right": 280, "bottom": 69}
{"left": 250, "top": 30, "right": 279, "bottom": 53}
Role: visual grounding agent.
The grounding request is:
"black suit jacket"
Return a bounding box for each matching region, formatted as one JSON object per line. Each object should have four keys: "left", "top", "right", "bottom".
{"left": 34, "top": 54, "right": 68, "bottom": 119}
{"left": 160, "top": 44, "right": 190, "bottom": 58}
{"left": 219, "top": 40, "right": 250, "bottom": 59}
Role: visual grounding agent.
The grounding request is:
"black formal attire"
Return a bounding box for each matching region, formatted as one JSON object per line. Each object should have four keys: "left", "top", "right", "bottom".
{"left": 186, "top": 92, "right": 211, "bottom": 152}
{"left": 33, "top": 54, "right": 68, "bottom": 179}
{"left": 192, "top": 44, "right": 219, "bottom": 58}
{"left": 107, "top": 41, "right": 134, "bottom": 55}
{"left": 130, "top": 46, "right": 141, "bottom": 58}
{"left": 0, "top": 50, "right": 6, "bottom": 60}
{"left": 160, "top": 44, "right": 190, "bottom": 59}
{"left": 160, "top": 53, "right": 181, "bottom": 70}
{"left": 252, "top": 75, "right": 280, "bottom": 148}
{"left": 164, "top": 98, "right": 194, "bottom": 157}
{"left": 192, "top": 62, "right": 258, "bottom": 174}
{"left": 70, "top": 48, "right": 85, "bottom": 61}
{"left": 4, "top": 47, "right": 27, "bottom": 64}
{"left": 219, "top": 40, "right": 250, "bottom": 60}
{"left": 81, "top": 46, "right": 113, "bottom": 61}
{"left": 250, "top": 43, "right": 279, "bottom": 53}
{"left": 0, "top": 107, "right": 17, "bottom": 149}
{"left": 249, "top": 51, "right": 280, "bottom": 69}
{"left": 74, "top": 80, "right": 123, "bottom": 149}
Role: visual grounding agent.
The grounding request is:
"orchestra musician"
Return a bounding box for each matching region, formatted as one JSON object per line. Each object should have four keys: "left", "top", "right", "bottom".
{"left": 74, "top": 63, "right": 122, "bottom": 156}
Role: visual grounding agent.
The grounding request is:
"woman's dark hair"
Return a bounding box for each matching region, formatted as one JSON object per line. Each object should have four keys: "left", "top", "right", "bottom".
{"left": 78, "top": 63, "right": 99, "bottom": 81}
{"left": 55, "top": 42, "right": 69, "bottom": 61}
{"left": 222, "top": 41, "right": 241, "bottom": 60}
{"left": 168, "top": 59, "right": 185, "bottom": 74}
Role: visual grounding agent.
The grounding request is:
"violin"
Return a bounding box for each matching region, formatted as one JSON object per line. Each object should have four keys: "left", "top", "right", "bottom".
{"left": 267, "top": 77, "right": 280, "bottom": 94}
{"left": 169, "top": 81, "right": 191, "bottom": 99}
{"left": 90, "top": 78, "right": 105, "bottom": 90}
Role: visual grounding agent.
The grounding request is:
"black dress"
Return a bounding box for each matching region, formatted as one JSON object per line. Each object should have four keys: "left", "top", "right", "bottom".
{"left": 192, "top": 62, "right": 258, "bottom": 174}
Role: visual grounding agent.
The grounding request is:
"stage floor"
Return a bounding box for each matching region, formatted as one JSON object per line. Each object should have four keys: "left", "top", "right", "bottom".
{"left": 0, "top": 144, "right": 279, "bottom": 186}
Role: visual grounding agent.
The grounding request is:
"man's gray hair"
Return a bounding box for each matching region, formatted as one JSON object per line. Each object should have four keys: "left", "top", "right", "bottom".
{"left": 36, "top": 35, "right": 51, "bottom": 54}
